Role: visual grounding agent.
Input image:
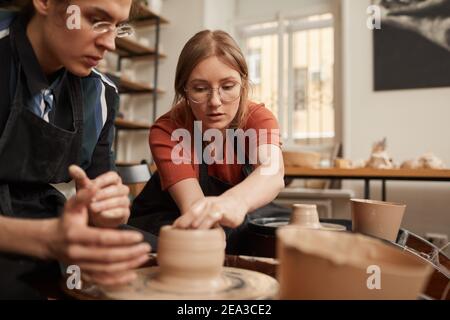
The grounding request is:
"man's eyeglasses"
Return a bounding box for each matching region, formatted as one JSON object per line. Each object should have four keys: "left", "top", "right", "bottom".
{"left": 92, "top": 21, "right": 135, "bottom": 38}
{"left": 185, "top": 82, "right": 242, "bottom": 104}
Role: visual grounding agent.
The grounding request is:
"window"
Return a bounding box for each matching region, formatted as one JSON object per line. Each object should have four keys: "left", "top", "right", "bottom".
{"left": 294, "top": 67, "right": 308, "bottom": 111}
{"left": 244, "top": 34, "right": 279, "bottom": 117}
{"left": 240, "top": 13, "right": 335, "bottom": 145}
{"left": 248, "top": 48, "right": 262, "bottom": 84}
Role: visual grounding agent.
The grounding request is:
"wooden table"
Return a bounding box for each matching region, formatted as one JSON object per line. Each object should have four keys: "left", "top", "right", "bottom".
{"left": 284, "top": 167, "right": 450, "bottom": 201}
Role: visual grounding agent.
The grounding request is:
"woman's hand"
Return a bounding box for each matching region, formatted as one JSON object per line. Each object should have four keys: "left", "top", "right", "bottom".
{"left": 45, "top": 186, "right": 150, "bottom": 287}
{"left": 69, "top": 165, "right": 130, "bottom": 228}
{"left": 173, "top": 194, "right": 249, "bottom": 229}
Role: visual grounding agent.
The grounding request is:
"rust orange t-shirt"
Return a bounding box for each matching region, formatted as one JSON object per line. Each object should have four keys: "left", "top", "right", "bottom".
{"left": 149, "top": 102, "right": 281, "bottom": 190}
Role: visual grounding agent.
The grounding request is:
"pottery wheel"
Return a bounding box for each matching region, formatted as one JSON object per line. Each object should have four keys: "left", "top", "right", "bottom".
{"left": 262, "top": 220, "right": 345, "bottom": 232}
{"left": 66, "top": 267, "right": 279, "bottom": 300}
{"left": 318, "top": 223, "right": 346, "bottom": 232}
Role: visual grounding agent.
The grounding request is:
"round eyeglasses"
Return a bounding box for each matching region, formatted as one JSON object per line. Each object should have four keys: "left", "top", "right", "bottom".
{"left": 92, "top": 21, "right": 135, "bottom": 38}
{"left": 185, "top": 83, "right": 242, "bottom": 104}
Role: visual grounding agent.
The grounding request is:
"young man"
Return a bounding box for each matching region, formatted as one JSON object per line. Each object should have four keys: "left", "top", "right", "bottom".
{"left": 0, "top": 0, "right": 150, "bottom": 299}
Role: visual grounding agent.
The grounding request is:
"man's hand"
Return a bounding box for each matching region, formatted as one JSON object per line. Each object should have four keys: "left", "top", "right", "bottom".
{"left": 45, "top": 186, "right": 150, "bottom": 287}
{"left": 69, "top": 165, "right": 130, "bottom": 228}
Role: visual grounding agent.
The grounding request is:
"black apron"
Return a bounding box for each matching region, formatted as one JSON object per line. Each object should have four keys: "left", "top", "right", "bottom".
{"left": 0, "top": 21, "right": 83, "bottom": 298}
{"left": 130, "top": 151, "right": 290, "bottom": 255}
{"left": 0, "top": 28, "right": 83, "bottom": 218}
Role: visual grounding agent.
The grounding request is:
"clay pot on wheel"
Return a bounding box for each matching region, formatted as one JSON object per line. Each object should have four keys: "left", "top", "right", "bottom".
{"left": 290, "top": 204, "right": 346, "bottom": 231}
{"left": 156, "top": 225, "right": 228, "bottom": 292}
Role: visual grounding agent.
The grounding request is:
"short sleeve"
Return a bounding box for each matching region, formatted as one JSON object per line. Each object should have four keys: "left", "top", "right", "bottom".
{"left": 244, "top": 103, "right": 281, "bottom": 149}
{"left": 149, "top": 116, "right": 198, "bottom": 190}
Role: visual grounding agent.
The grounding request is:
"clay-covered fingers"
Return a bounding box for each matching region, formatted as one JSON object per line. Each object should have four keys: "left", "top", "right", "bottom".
{"left": 96, "top": 209, "right": 129, "bottom": 228}
{"left": 173, "top": 201, "right": 206, "bottom": 229}
{"left": 65, "top": 227, "right": 144, "bottom": 247}
{"left": 190, "top": 201, "right": 222, "bottom": 229}
{"left": 88, "top": 179, "right": 130, "bottom": 227}
{"left": 64, "top": 242, "right": 151, "bottom": 263}
{"left": 196, "top": 211, "right": 223, "bottom": 229}
{"left": 69, "top": 165, "right": 93, "bottom": 189}
{"left": 64, "top": 187, "right": 96, "bottom": 214}
{"left": 100, "top": 208, "right": 129, "bottom": 220}
{"left": 192, "top": 205, "right": 222, "bottom": 229}
{"left": 92, "top": 171, "right": 123, "bottom": 189}
{"left": 172, "top": 214, "right": 195, "bottom": 229}
{"left": 93, "top": 184, "right": 129, "bottom": 202}
{"left": 90, "top": 196, "right": 130, "bottom": 213}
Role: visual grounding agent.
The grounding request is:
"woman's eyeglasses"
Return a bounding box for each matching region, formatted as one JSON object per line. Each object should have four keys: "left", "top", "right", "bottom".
{"left": 91, "top": 21, "right": 135, "bottom": 38}
{"left": 185, "top": 82, "right": 242, "bottom": 104}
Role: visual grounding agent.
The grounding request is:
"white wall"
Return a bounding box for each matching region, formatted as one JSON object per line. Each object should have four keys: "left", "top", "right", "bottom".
{"left": 157, "top": 0, "right": 205, "bottom": 117}
{"left": 203, "top": 0, "right": 236, "bottom": 35}
{"left": 341, "top": 0, "right": 450, "bottom": 238}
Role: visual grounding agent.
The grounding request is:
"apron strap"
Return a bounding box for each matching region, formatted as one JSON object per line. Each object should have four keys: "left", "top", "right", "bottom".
{"left": 198, "top": 134, "right": 254, "bottom": 190}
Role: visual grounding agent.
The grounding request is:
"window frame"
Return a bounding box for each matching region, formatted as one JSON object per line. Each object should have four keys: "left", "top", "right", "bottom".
{"left": 237, "top": 11, "right": 340, "bottom": 147}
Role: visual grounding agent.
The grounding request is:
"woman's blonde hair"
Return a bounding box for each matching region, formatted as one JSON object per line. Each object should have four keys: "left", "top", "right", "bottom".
{"left": 171, "top": 30, "right": 250, "bottom": 130}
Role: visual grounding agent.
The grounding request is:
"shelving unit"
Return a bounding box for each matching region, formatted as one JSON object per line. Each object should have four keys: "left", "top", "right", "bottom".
{"left": 115, "top": 38, "right": 167, "bottom": 59}
{"left": 110, "top": 2, "right": 169, "bottom": 160}
{"left": 114, "top": 118, "right": 152, "bottom": 130}
{"left": 106, "top": 73, "right": 165, "bottom": 95}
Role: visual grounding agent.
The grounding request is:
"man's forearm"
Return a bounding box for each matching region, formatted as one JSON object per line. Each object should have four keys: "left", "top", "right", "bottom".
{"left": 0, "top": 216, "right": 55, "bottom": 260}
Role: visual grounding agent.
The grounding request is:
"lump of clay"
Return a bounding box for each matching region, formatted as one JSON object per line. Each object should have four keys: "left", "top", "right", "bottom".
{"left": 401, "top": 153, "right": 445, "bottom": 169}
{"left": 418, "top": 152, "right": 445, "bottom": 169}
{"left": 400, "top": 159, "right": 421, "bottom": 169}
{"left": 366, "top": 138, "right": 395, "bottom": 169}
{"left": 334, "top": 158, "right": 352, "bottom": 169}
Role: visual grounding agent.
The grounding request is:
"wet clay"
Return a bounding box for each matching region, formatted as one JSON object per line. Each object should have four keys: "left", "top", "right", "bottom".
{"left": 277, "top": 226, "right": 433, "bottom": 299}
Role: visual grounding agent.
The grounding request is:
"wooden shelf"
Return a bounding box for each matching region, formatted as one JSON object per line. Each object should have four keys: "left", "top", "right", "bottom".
{"left": 103, "top": 72, "right": 164, "bottom": 95}
{"left": 115, "top": 38, "right": 167, "bottom": 59}
{"left": 115, "top": 118, "right": 151, "bottom": 130}
{"left": 118, "top": 77, "right": 165, "bottom": 95}
{"left": 131, "top": 3, "right": 169, "bottom": 27}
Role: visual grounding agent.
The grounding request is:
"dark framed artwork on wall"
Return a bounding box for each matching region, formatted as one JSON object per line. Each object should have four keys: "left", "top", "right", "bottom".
{"left": 373, "top": 0, "right": 450, "bottom": 91}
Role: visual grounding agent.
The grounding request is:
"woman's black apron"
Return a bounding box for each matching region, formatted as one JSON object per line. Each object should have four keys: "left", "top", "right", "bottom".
{"left": 130, "top": 150, "right": 290, "bottom": 255}
{"left": 0, "top": 19, "right": 84, "bottom": 299}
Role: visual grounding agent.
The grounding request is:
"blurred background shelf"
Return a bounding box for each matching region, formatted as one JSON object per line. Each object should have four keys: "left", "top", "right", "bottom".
{"left": 114, "top": 119, "right": 152, "bottom": 130}
{"left": 112, "top": 1, "right": 168, "bottom": 164}
{"left": 115, "top": 38, "right": 167, "bottom": 59}
{"left": 118, "top": 77, "right": 165, "bottom": 95}
{"left": 131, "top": 2, "right": 169, "bottom": 27}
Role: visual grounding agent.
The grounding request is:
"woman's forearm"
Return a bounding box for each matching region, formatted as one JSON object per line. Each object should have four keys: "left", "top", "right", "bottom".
{"left": 224, "top": 169, "right": 284, "bottom": 212}
{"left": 222, "top": 163, "right": 285, "bottom": 213}
{"left": 168, "top": 178, "right": 205, "bottom": 215}
{"left": 222, "top": 144, "right": 285, "bottom": 213}
{"left": 0, "top": 216, "right": 55, "bottom": 260}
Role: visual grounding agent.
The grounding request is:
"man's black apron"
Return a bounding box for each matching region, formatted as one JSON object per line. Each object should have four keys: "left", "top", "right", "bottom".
{"left": 0, "top": 19, "right": 84, "bottom": 299}
{"left": 130, "top": 149, "right": 290, "bottom": 255}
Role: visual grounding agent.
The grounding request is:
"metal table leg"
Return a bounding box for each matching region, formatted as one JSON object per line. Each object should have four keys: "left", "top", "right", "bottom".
{"left": 364, "top": 179, "right": 370, "bottom": 199}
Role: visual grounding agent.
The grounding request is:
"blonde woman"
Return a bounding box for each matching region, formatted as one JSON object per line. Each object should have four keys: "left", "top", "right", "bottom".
{"left": 132, "top": 30, "right": 286, "bottom": 253}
